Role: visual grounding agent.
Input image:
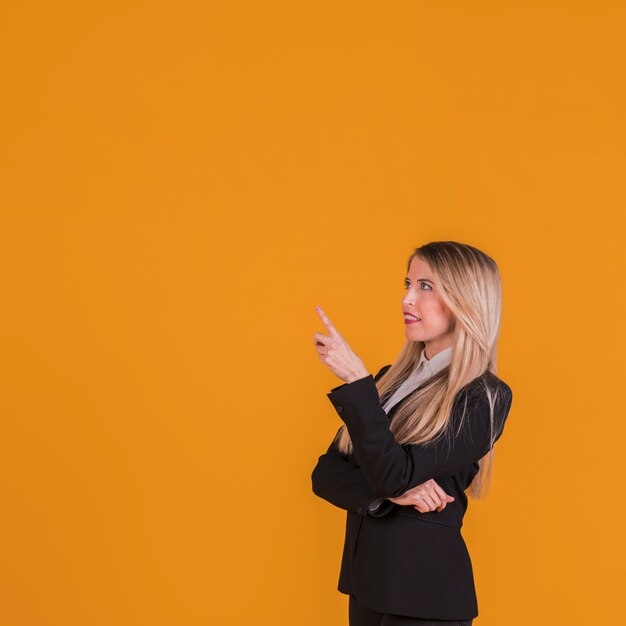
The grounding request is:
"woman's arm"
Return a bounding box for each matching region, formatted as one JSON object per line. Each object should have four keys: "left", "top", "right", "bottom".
{"left": 326, "top": 372, "right": 513, "bottom": 499}
{"left": 311, "top": 365, "right": 396, "bottom": 517}
{"left": 311, "top": 427, "right": 396, "bottom": 517}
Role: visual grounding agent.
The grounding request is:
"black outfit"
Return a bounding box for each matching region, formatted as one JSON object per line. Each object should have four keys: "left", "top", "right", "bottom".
{"left": 349, "top": 593, "right": 473, "bottom": 626}
{"left": 311, "top": 364, "right": 513, "bottom": 622}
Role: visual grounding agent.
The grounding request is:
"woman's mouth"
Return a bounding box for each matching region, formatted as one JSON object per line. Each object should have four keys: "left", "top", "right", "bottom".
{"left": 404, "top": 313, "right": 421, "bottom": 325}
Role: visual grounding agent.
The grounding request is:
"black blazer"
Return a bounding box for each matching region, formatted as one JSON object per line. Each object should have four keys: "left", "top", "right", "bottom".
{"left": 311, "top": 364, "right": 513, "bottom": 621}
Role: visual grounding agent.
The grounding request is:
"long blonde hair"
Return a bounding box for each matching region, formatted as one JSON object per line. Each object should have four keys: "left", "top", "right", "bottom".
{"left": 335, "top": 241, "right": 509, "bottom": 499}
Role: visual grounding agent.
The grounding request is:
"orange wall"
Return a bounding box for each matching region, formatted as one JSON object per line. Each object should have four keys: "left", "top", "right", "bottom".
{"left": 1, "top": 2, "right": 624, "bottom": 625}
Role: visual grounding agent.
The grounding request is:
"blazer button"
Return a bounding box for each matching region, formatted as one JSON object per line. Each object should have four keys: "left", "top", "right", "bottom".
{"left": 336, "top": 405, "right": 344, "bottom": 414}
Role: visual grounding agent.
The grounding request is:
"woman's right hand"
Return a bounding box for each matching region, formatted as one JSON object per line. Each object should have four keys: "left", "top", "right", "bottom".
{"left": 387, "top": 479, "right": 455, "bottom": 513}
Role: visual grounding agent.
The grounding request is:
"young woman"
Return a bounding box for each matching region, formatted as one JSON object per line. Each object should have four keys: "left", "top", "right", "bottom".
{"left": 311, "top": 241, "right": 514, "bottom": 626}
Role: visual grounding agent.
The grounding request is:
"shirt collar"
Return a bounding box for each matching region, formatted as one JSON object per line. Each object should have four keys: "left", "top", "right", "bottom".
{"left": 417, "top": 345, "right": 453, "bottom": 376}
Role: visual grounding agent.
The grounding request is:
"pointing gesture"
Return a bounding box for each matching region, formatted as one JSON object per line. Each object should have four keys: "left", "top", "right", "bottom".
{"left": 314, "top": 305, "right": 370, "bottom": 384}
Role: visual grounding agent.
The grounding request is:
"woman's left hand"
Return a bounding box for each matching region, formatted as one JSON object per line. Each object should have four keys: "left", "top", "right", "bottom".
{"left": 387, "top": 479, "right": 455, "bottom": 513}
{"left": 314, "top": 306, "right": 370, "bottom": 384}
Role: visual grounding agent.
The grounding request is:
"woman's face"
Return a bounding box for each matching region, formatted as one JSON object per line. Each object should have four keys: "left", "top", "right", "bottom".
{"left": 402, "top": 256, "right": 455, "bottom": 356}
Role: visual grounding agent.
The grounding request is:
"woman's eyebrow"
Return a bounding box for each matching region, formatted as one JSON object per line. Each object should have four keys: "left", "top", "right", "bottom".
{"left": 405, "top": 277, "right": 434, "bottom": 284}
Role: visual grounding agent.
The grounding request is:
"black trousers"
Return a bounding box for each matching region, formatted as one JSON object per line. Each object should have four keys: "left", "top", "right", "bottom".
{"left": 349, "top": 594, "right": 473, "bottom": 626}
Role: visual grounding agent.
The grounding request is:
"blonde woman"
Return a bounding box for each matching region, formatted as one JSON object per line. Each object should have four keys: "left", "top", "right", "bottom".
{"left": 311, "top": 241, "right": 513, "bottom": 626}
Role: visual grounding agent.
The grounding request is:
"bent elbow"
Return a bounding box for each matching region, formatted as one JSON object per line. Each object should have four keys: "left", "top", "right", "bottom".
{"left": 310, "top": 460, "right": 325, "bottom": 497}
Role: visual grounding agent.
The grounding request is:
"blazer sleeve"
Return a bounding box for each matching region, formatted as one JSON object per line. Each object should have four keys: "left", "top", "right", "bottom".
{"left": 326, "top": 371, "right": 513, "bottom": 499}
{"left": 310, "top": 365, "right": 396, "bottom": 518}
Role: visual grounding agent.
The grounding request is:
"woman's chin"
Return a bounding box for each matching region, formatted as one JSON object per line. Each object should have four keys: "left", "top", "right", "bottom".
{"left": 405, "top": 328, "right": 423, "bottom": 340}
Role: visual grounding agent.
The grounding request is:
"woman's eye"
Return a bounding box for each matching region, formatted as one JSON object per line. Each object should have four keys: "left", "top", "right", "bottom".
{"left": 404, "top": 281, "right": 432, "bottom": 290}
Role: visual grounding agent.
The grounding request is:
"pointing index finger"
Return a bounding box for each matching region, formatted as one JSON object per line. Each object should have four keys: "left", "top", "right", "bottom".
{"left": 316, "top": 306, "right": 342, "bottom": 339}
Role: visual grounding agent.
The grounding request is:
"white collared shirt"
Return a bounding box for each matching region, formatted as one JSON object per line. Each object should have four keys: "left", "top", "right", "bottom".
{"left": 382, "top": 346, "right": 453, "bottom": 413}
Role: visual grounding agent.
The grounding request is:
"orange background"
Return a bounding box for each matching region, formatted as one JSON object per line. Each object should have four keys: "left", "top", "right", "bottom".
{"left": 1, "top": 2, "right": 624, "bottom": 625}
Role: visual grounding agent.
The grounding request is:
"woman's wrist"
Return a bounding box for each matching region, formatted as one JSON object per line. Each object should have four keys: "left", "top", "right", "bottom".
{"left": 345, "top": 369, "right": 370, "bottom": 384}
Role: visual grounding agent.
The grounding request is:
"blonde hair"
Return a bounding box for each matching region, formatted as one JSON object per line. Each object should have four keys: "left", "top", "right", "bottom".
{"left": 335, "top": 241, "right": 509, "bottom": 499}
